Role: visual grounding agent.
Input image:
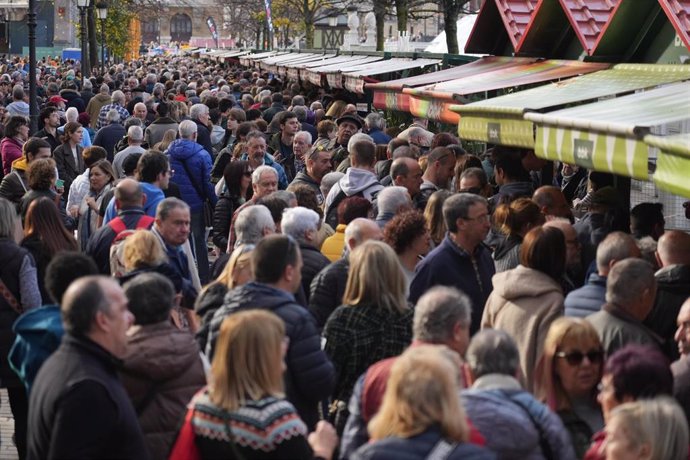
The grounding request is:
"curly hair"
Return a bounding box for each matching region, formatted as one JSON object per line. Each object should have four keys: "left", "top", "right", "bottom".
{"left": 384, "top": 210, "right": 427, "bottom": 254}
{"left": 27, "top": 158, "right": 57, "bottom": 190}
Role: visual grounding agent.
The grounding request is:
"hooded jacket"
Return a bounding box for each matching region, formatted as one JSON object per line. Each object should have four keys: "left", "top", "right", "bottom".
{"left": 0, "top": 156, "right": 28, "bottom": 206}
{"left": 482, "top": 265, "right": 564, "bottom": 392}
{"left": 324, "top": 167, "right": 383, "bottom": 225}
{"left": 167, "top": 138, "right": 217, "bottom": 213}
{"left": 86, "top": 93, "right": 112, "bottom": 129}
{"left": 1, "top": 137, "right": 24, "bottom": 175}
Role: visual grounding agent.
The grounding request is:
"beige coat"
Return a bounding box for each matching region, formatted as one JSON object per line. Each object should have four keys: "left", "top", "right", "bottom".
{"left": 481, "top": 265, "right": 564, "bottom": 392}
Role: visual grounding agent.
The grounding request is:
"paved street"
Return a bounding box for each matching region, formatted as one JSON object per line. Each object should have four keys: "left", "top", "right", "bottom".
{"left": 0, "top": 390, "right": 17, "bottom": 460}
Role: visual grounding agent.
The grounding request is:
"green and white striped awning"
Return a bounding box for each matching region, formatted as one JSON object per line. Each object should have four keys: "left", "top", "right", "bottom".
{"left": 454, "top": 63, "right": 690, "bottom": 148}
{"left": 645, "top": 133, "right": 690, "bottom": 198}
{"left": 524, "top": 81, "right": 690, "bottom": 180}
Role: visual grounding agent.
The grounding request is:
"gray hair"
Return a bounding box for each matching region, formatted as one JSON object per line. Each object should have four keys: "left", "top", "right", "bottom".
{"left": 111, "top": 90, "right": 125, "bottom": 104}
{"left": 466, "top": 329, "right": 521, "bottom": 378}
{"left": 270, "top": 190, "right": 297, "bottom": 206}
{"left": 0, "top": 197, "right": 18, "bottom": 239}
{"left": 606, "top": 258, "right": 655, "bottom": 307}
{"left": 252, "top": 165, "right": 278, "bottom": 184}
{"left": 294, "top": 130, "right": 312, "bottom": 145}
{"left": 413, "top": 286, "right": 472, "bottom": 342}
{"left": 156, "top": 197, "right": 189, "bottom": 221}
{"left": 443, "top": 193, "right": 488, "bottom": 233}
{"left": 82, "top": 79, "right": 93, "bottom": 90}
{"left": 344, "top": 217, "right": 377, "bottom": 249}
{"left": 235, "top": 205, "right": 275, "bottom": 246}
{"left": 291, "top": 95, "right": 305, "bottom": 107}
{"left": 292, "top": 105, "right": 307, "bottom": 122}
{"left": 376, "top": 186, "right": 411, "bottom": 215}
{"left": 365, "top": 112, "right": 385, "bottom": 131}
{"left": 124, "top": 117, "right": 143, "bottom": 130}
{"left": 596, "top": 231, "right": 638, "bottom": 273}
{"left": 127, "top": 125, "right": 144, "bottom": 142}
{"left": 281, "top": 207, "right": 320, "bottom": 242}
{"left": 347, "top": 132, "right": 373, "bottom": 153}
{"left": 178, "top": 119, "right": 197, "bottom": 139}
{"left": 65, "top": 107, "right": 79, "bottom": 123}
{"left": 99, "top": 83, "right": 110, "bottom": 94}
{"left": 190, "top": 103, "right": 209, "bottom": 120}
{"left": 106, "top": 109, "right": 120, "bottom": 123}
{"left": 320, "top": 172, "right": 344, "bottom": 199}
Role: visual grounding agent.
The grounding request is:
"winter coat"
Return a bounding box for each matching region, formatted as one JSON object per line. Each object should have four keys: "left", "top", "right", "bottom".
{"left": 193, "top": 119, "right": 214, "bottom": 158}
{"left": 564, "top": 273, "right": 607, "bottom": 318}
{"left": 321, "top": 224, "right": 346, "bottom": 262}
{"left": 482, "top": 265, "right": 564, "bottom": 392}
{"left": 586, "top": 303, "right": 661, "bottom": 358}
{"left": 86, "top": 93, "right": 112, "bottom": 129}
{"left": 120, "top": 321, "right": 206, "bottom": 460}
{"left": 309, "top": 257, "right": 349, "bottom": 330}
{"left": 206, "top": 281, "right": 335, "bottom": 429}
{"left": 291, "top": 171, "right": 324, "bottom": 205}
{"left": 211, "top": 192, "right": 244, "bottom": 250}
{"left": 1, "top": 137, "right": 23, "bottom": 175}
{"left": 60, "top": 89, "right": 85, "bottom": 113}
{"left": 299, "top": 243, "right": 330, "bottom": 304}
{"left": 93, "top": 122, "right": 126, "bottom": 162}
{"left": 53, "top": 142, "right": 85, "bottom": 193}
{"left": 166, "top": 138, "right": 217, "bottom": 213}
{"left": 0, "top": 156, "right": 28, "bottom": 206}
{"left": 144, "top": 117, "right": 178, "bottom": 148}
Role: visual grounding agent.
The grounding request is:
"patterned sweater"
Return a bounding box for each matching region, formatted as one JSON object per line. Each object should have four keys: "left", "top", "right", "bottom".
{"left": 190, "top": 388, "right": 314, "bottom": 459}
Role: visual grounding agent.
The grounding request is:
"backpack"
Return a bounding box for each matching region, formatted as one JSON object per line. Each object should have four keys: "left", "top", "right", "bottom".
{"left": 109, "top": 215, "right": 156, "bottom": 277}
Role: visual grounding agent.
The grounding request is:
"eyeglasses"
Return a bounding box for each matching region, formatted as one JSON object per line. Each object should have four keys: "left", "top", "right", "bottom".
{"left": 458, "top": 187, "right": 482, "bottom": 195}
{"left": 556, "top": 350, "right": 604, "bottom": 366}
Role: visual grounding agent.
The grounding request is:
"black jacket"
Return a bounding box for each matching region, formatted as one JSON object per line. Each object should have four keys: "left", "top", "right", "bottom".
{"left": 53, "top": 143, "right": 85, "bottom": 194}
{"left": 645, "top": 264, "right": 690, "bottom": 361}
{"left": 206, "top": 282, "right": 335, "bottom": 429}
{"left": 0, "top": 166, "right": 27, "bottom": 207}
{"left": 212, "top": 193, "right": 243, "bottom": 250}
{"left": 193, "top": 119, "right": 215, "bottom": 158}
{"left": 299, "top": 243, "right": 330, "bottom": 304}
{"left": 27, "top": 334, "right": 149, "bottom": 460}
{"left": 290, "top": 171, "right": 324, "bottom": 205}
{"left": 309, "top": 257, "right": 349, "bottom": 330}
{"left": 93, "top": 123, "right": 126, "bottom": 162}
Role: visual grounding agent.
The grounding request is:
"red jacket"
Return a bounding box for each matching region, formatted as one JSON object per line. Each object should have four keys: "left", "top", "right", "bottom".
{"left": 1, "top": 137, "right": 24, "bottom": 175}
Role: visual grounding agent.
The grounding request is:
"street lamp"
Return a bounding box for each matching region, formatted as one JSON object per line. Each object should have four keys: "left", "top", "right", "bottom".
{"left": 96, "top": 2, "right": 107, "bottom": 75}
{"left": 77, "top": 0, "right": 89, "bottom": 80}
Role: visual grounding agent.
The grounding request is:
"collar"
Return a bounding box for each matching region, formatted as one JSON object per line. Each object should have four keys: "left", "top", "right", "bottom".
{"left": 116, "top": 207, "right": 146, "bottom": 216}
{"left": 471, "top": 373, "right": 522, "bottom": 391}
{"left": 64, "top": 333, "right": 123, "bottom": 369}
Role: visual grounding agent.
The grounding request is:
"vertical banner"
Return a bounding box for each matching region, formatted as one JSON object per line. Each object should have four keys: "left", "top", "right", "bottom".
{"left": 206, "top": 17, "right": 219, "bottom": 48}
{"left": 264, "top": 0, "right": 274, "bottom": 49}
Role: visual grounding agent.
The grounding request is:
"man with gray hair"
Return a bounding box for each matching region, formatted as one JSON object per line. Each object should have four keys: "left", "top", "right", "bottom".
{"left": 234, "top": 204, "right": 275, "bottom": 247}
{"left": 364, "top": 112, "right": 391, "bottom": 145}
{"left": 339, "top": 285, "right": 474, "bottom": 457}
{"left": 93, "top": 109, "right": 126, "bottom": 161}
{"left": 460, "top": 329, "right": 576, "bottom": 460}
{"left": 97, "top": 89, "right": 130, "bottom": 129}
{"left": 586, "top": 258, "right": 660, "bottom": 356}
{"left": 112, "top": 125, "right": 146, "bottom": 178}
{"left": 375, "top": 186, "right": 411, "bottom": 228}
{"left": 335, "top": 132, "right": 374, "bottom": 173}
{"left": 190, "top": 103, "right": 214, "bottom": 156}
{"left": 86, "top": 83, "right": 111, "bottom": 129}
{"left": 410, "top": 193, "right": 495, "bottom": 334}
{"left": 292, "top": 130, "right": 312, "bottom": 174}
{"left": 282, "top": 206, "right": 330, "bottom": 301}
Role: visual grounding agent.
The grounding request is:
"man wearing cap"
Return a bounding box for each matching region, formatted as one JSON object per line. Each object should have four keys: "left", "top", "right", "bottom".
{"left": 48, "top": 95, "right": 68, "bottom": 113}
{"left": 331, "top": 114, "right": 362, "bottom": 170}
{"left": 97, "top": 90, "right": 130, "bottom": 130}
{"left": 112, "top": 126, "right": 146, "bottom": 179}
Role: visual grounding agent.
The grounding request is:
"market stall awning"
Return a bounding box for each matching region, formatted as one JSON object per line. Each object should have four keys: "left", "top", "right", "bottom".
{"left": 283, "top": 54, "right": 336, "bottom": 80}
{"left": 454, "top": 63, "right": 690, "bottom": 148}
{"left": 260, "top": 53, "right": 319, "bottom": 73}
{"left": 341, "top": 58, "right": 441, "bottom": 94}
{"left": 275, "top": 54, "right": 336, "bottom": 78}
{"left": 239, "top": 51, "right": 289, "bottom": 67}
{"left": 524, "top": 82, "right": 690, "bottom": 180}
{"left": 404, "top": 59, "right": 607, "bottom": 124}
{"left": 218, "top": 50, "right": 251, "bottom": 62}
{"left": 303, "top": 56, "right": 385, "bottom": 87}
{"left": 645, "top": 133, "right": 690, "bottom": 197}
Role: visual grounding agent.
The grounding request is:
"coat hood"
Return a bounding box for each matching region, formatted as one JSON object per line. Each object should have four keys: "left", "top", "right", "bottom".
{"left": 339, "top": 167, "right": 382, "bottom": 197}
{"left": 167, "top": 138, "right": 206, "bottom": 162}
{"left": 491, "top": 265, "right": 562, "bottom": 301}
{"left": 11, "top": 156, "right": 28, "bottom": 172}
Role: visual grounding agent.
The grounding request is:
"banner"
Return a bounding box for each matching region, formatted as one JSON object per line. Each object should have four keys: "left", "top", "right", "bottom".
{"left": 206, "top": 17, "right": 219, "bottom": 47}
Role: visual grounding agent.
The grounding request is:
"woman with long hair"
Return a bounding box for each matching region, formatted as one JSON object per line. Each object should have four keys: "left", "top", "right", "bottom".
{"left": 212, "top": 160, "right": 252, "bottom": 251}
{"left": 21, "top": 197, "right": 78, "bottom": 303}
{"left": 77, "top": 159, "right": 115, "bottom": 249}
{"left": 323, "top": 240, "right": 413, "bottom": 433}
{"left": 187, "top": 310, "right": 338, "bottom": 459}
{"left": 152, "top": 128, "right": 177, "bottom": 153}
{"left": 424, "top": 189, "right": 452, "bottom": 248}
{"left": 492, "top": 198, "right": 545, "bottom": 272}
{"left": 53, "top": 121, "right": 85, "bottom": 193}
{"left": 1, "top": 115, "right": 29, "bottom": 175}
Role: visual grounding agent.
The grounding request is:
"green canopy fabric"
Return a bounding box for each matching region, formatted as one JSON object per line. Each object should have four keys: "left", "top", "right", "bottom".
{"left": 645, "top": 133, "right": 690, "bottom": 198}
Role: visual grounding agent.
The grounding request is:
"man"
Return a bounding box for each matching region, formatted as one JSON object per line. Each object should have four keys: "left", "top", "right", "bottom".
{"left": 309, "top": 218, "right": 383, "bottom": 329}
{"left": 86, "top": 179, "right": 155, "bottom": 274}
{"left": 167, "top": 120, "right": 217, "bottom": 285}
{"left": 6, "top": 85, "right": 29, "bottom": 117}
{"left": 144, "top": 101, "right": 178, "bottom": 147}
{"left": 234, "top": 204, "right": 275, "bottom": 246}
{"left": 645, "top": 230, "right": 690, "bottom": 361}
{"left": 293, "top": 105, "right": 317, "bottom": 141}
{"left": 112, "top": 125, "right": 146, "bottom": 178}
{"left": 324, "top": 139, "right": 383, "bottom": 229}
{"left": 132, "top": 102, "right": 148, "bottom": 126}
{"left": 282, "top": 206, "right": 330, "bottom": 302}
{"left": 460, "top": 329, "right": 576, "bottom": 459}
{"left": 533, "top": 185, "right": 574, "bottom": 221}
{"left": 97, "top": 90, "right": 130, "bottom": 130}
{"left": 34, "top": 107, "right": 61, "bottom": 151}
{"left": 27, "top": 276, "right": 147, "bottom": 460}
{"left": 267, "top": 111, "right": 300, "bottom": 180}
{"left": 189, "top": 103, "right": 214, "bottom": 156}
{"left": 389, "top": 157, "right": 423, "bottom": 199}
{"left": 80, "top": 79, "right": 95, "bottom": 108}
{"left": 206, "top": 235, "right": 335, "bottom": 429}
{"left": 375, "top": 186, "right": 412, "bottom": 229}
{"left": 86, "top": 84, "right": 111, "bottom": 130}
{"left": 93, "top": 109, "right": 126, "bottom": 162}
{"left": 376, "top": 138, "right": 411, "bottom": 182}
{"left": 415, "top": 146, "right": 455, "bottom": 210}
{"left": 489, "top": 146, "right": 534, "bottom": 207}
{"left": 0, "top": 137, "right": 51, "bottom": 207}
{"left": 340, "top": 286, "right": 475, "bottom": 458}
{"left": 262, "top": 92, "right": 285, "bottom": 123}
{"left": 410, "top": 193, "right": 495, "bottom": 334}
{"left": 671, "top": 298, "right": 690, "bottom": 424}
{"left": 331, "top": 114, "right": 362, "bottom": 170}
{"left": 564, "top": 231, "right": 639, "bottom": 318}
{"left": 241, "top": 130, "right": 288, "bottom": 189}
{"left": 364, "top": 112, "right": 391, "bottom": 145}
{"left": 586, "top": 258, "right": 660, "bottom": 357}
{"left": 290, "top": 144, "right": 332, "bottom": 205}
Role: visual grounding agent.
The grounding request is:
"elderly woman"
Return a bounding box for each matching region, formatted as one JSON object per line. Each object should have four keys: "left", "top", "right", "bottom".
{"left": 383, "top": 210, "right": 430, "bottom": 288}
{"left": 1, "top": 115, "right": 29, "bottom": 175}
{"left": 77, "top": 159, "right": 115, "bottom": 249}
{"left": 535, "top": 317, "right": 604, "bottom": 458}
{"left": 323, "top": 240, "right": 413, "bottom": 434}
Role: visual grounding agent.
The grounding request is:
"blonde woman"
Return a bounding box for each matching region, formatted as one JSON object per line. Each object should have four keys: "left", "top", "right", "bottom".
{"left": 424, "top": 190, "right": 452, "bottom": 248}
{"left": 188, "top": 310, "right": 338, "bottom": 459}
{"left": 353, "top": 345, "right": 493, "bottom": 459}
{"left": 323, "top": 240, "right": 413, "bottom": 433}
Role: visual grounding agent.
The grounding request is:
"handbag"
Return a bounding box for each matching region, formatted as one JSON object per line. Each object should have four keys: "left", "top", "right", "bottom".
{"left": 169, "top": 407, "right": 201, "bottom": 460}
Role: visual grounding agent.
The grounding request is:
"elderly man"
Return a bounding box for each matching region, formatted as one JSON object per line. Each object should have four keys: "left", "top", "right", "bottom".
{"left": 389, "top": 157, "right": 423, "bottom": 199}
{"left": 28, "top": 276, "right": 146, "bottom": 460}
{"left": 96, "top": 90, "right": 130, "bottom": 129}
{"left": 586, "top": 258, "right": 660, "bottom": 356}
{"left": 241, "top": 130, "right": 288, "bottom": 189}
{"left": 364, "top": 112, "right": 391, "bottom": 145}
{"left": 132, "top": 102, "right": 148, "bottom": 124}
{"left": 112, "top": 125, "right": 146, "bottom": 178}
{"left": 410, "top": 193, "right": 494, "bottom": 334}
{"left": 292, "top": 130, "right": 312, "bottom": 175}
{"left": 234, "top": 204, "right": 275, "bottom": 247}
{"left": 375, "top": 186, "right": 412, "bottom": 229}
{"left": 189, "top": 103, "right": 214, "bottom": 156}
{"left": 331, "top": 114, "right": 362, "bottom": 170}
{"left": 672, "top": 298, "right": 690, "bottom": 423}
{"left": 290, "top": 143, "right": 332, "bottom": 205}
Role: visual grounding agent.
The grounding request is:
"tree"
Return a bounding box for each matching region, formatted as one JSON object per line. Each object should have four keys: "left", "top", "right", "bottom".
{"left": 438, "top": 0, "right": 472, "bottom": 54}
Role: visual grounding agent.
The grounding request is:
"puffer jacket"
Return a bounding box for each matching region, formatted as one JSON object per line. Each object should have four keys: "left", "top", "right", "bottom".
{"left": 212, "top": 192, "right": 244, "bottom": 250}
{"left": 120, "top": 321, "right": 206, "bottom": 460}
{"left": 167, "top": 138, "right": 217, "bottom": 213}
{"left": 564, "top": 273, "right": 607, "bottom": 318}
{"left": 482, "top": 265, "right": 564, "bottom": 392}
{"left": 299, "top": 243, "right": 330, "bottom": 303}
{"left": 309, "top": 257, "right": 349, "bottom": 330}
{"left": 206, "top": 281, "right": 335, "bottom": 429}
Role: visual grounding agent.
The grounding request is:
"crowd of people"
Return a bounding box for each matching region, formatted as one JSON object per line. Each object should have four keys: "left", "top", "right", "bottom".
{"left": 0, "top": 54, "right": 688, "bottom": 459}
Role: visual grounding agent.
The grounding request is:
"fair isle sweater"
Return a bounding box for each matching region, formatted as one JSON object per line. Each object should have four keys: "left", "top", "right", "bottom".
{"left": 190, "top": 388, "right": 315, "bottom": 459}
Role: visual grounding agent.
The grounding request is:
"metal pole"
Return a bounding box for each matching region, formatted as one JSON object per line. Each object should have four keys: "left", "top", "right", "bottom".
{"left": 28, "top": 0, "right": 38, "bottom": 133}
{"left": 80, "top": 6, "right": 87, "bottom": 79}
{"left": 100, "top": 18, "right": 105, "bottom": 75}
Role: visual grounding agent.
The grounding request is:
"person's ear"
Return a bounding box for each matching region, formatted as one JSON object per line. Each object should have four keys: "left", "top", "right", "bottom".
{"left": 94, "top": 310, "right": 110, "bottom": 333}
{"left": 637, "top": 442, "right": 651, "bottom": 460}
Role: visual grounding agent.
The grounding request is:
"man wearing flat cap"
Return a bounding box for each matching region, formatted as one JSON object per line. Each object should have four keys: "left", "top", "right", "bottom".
{"left": 331, "top": 114, "right": 362, "bottom": 170}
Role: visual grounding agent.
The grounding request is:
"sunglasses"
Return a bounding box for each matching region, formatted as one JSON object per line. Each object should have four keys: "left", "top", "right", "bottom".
{"left": 556, "top": 350, "right": 604, "bottom": 366}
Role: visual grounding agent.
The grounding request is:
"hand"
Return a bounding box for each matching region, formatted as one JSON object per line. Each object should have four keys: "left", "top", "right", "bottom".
{"left": 69, "top": 205, "right": 79, "bottom": 218}
{"left": 85, "top": 196, "right": 97, "bottom": 210}
{"left": 308, "top": 421, "right": 338, "bottom": 460}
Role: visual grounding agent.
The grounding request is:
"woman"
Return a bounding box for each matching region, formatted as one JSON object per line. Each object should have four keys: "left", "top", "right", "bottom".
{"left": 212, "top": 160, "right": 252, "bottom": 251}
{"left": 185, "top": 310, "right": 338, "bottom": 459}
{"left": 77, "top": 159, "right": 115, "bottom": 250}
{"left": 0, "top": 197, "right": 41, "bottom": 459}
{"left": 492, "top": 198, "right": 545, "bottom": 272}
{"left": 604, "top": 397, "right": 688, "bottom": 460}
{"left": 383, "top": 210, "right": 430, "bottom": 288}
{"left": 482, "top": 226, "right": 566, "bottom": 393}
{"left": 21, "top": 197, "right": 78, "bottom": 304}
{"left": 536, "top": 317, "right": 604, "bottom": 459}
{"left": 352, "top": 345, "right": 493, "bottom": 459}
{"left": 1, "top": 115, "right": 29, "bottom": 175}
{"left": 53, "top": 121, "right": 85, "bottom": 193}
{"left": 424, "top": 190, "right": 452, "bottom": 248}
{"left": 152, "top": 128, "right": 177, "bottom": 153}
{"left": 323, "top": 240, "right": 413, "bottom": 433}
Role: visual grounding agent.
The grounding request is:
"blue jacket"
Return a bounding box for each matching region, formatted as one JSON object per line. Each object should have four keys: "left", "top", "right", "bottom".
{"left": 239, "top": 152, "right": 289, "bottom": 190}
{"left": 103, "top": 182, "right": 165, "bottom": 224}
{"left": 167, "top": 139, "right": 218, "bottom": 212}
{"left": 410, "top": 235, "right": 495, "bottom": 334}
{"left": 564, "top": 273, "right": 607, "bottom": 318}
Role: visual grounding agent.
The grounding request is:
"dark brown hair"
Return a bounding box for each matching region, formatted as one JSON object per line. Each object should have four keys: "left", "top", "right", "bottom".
{"left": 24, "top": 197, "right": 78, "bottom": 257}
{"left": 520, "top": 226, "right": 566, "bottom": 281}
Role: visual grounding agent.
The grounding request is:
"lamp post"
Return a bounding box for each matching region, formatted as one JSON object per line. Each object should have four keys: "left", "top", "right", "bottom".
{"left": 28, "top": 0, "right": 38, "bottom": 133}
{"left": 96, "top": 2, "right": 107, "bottom": 75}
{"left": 77, "top": 0, "right": 89, "bottom": 79}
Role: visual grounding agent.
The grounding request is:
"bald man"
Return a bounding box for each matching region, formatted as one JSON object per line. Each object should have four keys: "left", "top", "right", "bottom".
{"left": 672, "top": 298, "right": 690, "bottom": 423}
{"left": 533, "top": 186, "right": 573, "bottom": 221}
{"left": 646, "top": 230, "right": 690, "bottom": 361}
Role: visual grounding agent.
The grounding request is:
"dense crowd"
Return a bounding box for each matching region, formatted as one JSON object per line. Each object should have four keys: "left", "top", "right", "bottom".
{"left": 0, "top": 54, "right": 688, "bottom": 459}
